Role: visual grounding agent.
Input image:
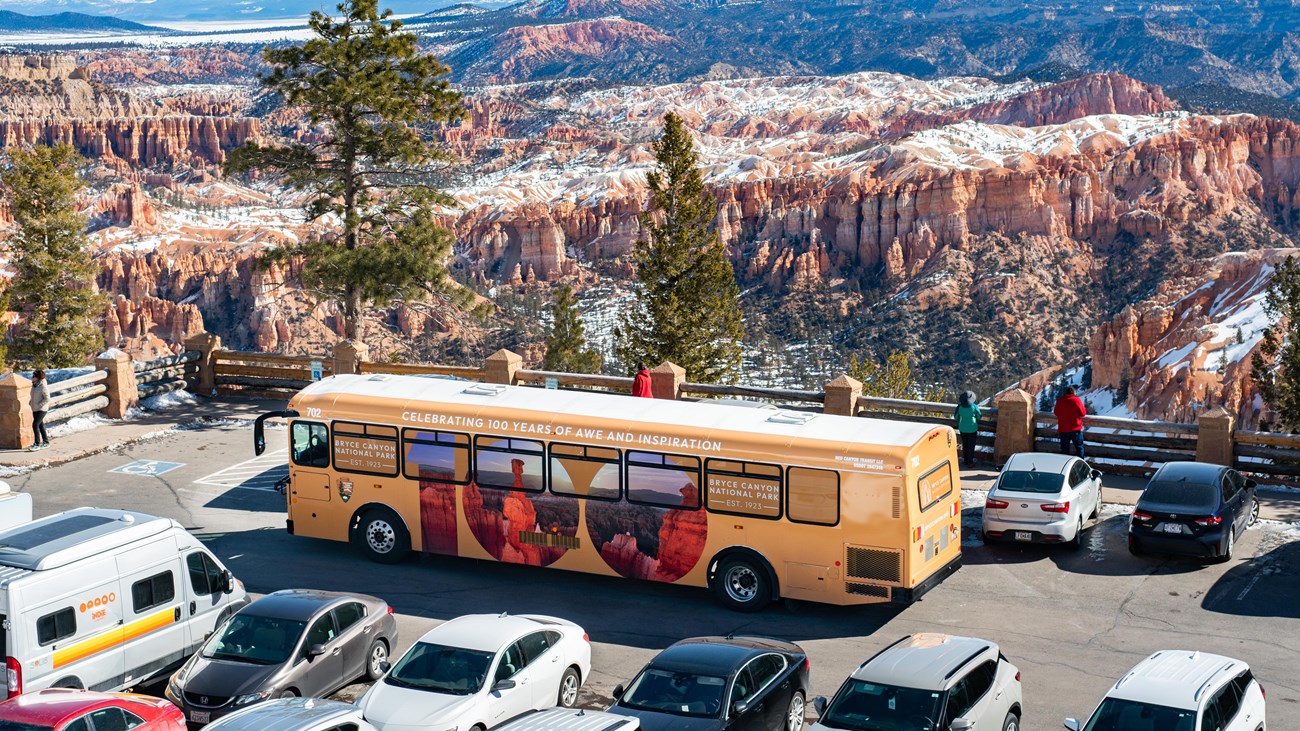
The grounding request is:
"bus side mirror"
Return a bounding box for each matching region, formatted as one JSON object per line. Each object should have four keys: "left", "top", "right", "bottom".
{"left": 253, "top": 410, "right": 297, "bottom": 456}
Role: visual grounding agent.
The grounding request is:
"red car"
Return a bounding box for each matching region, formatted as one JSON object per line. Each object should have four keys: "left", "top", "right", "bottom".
{"left": 0, "top": 688, "right": 184, "bottom": 731}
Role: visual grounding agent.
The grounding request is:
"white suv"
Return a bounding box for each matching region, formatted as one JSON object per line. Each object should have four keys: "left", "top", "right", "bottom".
{"left": 810, "top": 633, "right": 1022, "bottom": 731}
{"left": 1065, "top": 650, "right": 1266, "bottom": 731}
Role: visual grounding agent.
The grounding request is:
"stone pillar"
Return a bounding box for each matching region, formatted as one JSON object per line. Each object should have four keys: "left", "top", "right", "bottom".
{"left": 0, "top": 373, "right": 34, "bottom": 450}
{"left": 485, "top": 349, "right": 522, "bottom": 385}
{"left": 94, "top": 349, "right": 138, "bottom": 419}
{"left": 332, "top": 340, "right": 370, "bottom": 376}
{"left": 824, "top": 374, "right": 863, "bottom": 416}
{"left": 1197, "top": 407, "right": 1236, "bottom": 467}
{"left": 994, "top": 388, "right": 1036, "bottom": 465}
{"left": 650, "top": 362, "right": 685, "bottom": 400}
{"left": 184, "top": 331, "right": 222, "bottom": 397}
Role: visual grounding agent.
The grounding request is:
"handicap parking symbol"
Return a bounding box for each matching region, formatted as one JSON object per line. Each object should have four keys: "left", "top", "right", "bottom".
{"left": 110, "top": 460, "right": 185, "bottom": 477}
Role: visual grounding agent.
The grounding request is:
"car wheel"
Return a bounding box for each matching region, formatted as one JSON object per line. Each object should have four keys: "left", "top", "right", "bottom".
{"left": 557, "top": 666, "right": 581, "bottom": 708}
{"left": 366, "top": 638, "right": 389, "bottom": 682}
{"left": 356, "top": 509, "right": 410, "bottom": 564}
{"left": 1002, "top": 711, "right": 1020, "bottom": 731}
{"left": 711, "top": 555, "right": 772, "bottom": 612}
{"left": 279, "top": 689, "right": 297, "bottom": 699}
{"left": 1128, "top": 536, "right": 1144, "bottom": 556}
{"left": 1068, "top": 518, "right": 1084, "bottom": 551}
{"left": 1249, "top": 498, "right": 1260, "bottom": 527}
{"left": 1217, "top": 527, "right": 1235, "bottom": 564}
{"left": 786, "top": 691, "right": 806, "bottom": 731}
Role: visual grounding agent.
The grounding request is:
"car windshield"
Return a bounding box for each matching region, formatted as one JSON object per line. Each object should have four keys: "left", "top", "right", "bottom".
{"left": 201, "top": 613, "right": 307, "bottom": 666}
{"left": 1081, "top": 697, "right": 1195, "bottom": 731}
{"left": 0, "top": 723, "right": 53, "bottom": 731}
{"left": 1140, "top": 480, "right": 1219, "bottom": 512}
{"left": 816, "top": 679, "right": 945, "bottom": 731}
{"left": 383, "top": 642, "right": 495, "bottom": 696}
{"left": 619, "top": 667, "right": 728, "bottom": 718}
{"left": 997, "top": 470, "right": 1064, "bottom": 494}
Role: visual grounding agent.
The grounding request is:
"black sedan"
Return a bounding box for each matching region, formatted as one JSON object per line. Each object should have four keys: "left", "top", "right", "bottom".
{"left": 165, "top": 589, "right": 397, "bottom": 725}
{"left": 1128, "top": 461, "right": 1260, "bottom": 562}
{"left": 608, "top": 635, "right": 810, "bottom": 731}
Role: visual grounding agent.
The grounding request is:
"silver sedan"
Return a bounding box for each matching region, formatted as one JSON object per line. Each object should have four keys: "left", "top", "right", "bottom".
{"left": 981, "top": 452, "right": 1103, "bottom": 549}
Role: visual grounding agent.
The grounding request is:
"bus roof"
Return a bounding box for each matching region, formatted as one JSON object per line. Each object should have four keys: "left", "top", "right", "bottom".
{"left": 295, "top": 374, "right": 940, "bottom": 452}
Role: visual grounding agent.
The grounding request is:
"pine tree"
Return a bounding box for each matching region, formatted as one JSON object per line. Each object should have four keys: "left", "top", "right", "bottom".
{"left": 850, "top": 351, "right": 922, "bottom": 399}
{"left": 226, "top": 0, "right": 469, "bottom": 341}
{"left": 615, "top": 112, "right": 744, "bottom": 383}
{"left": 542, "top": 285, "right": 602, "bottom": 374}
{"left": 2, "top": 145, "right": 103, "bottom": 368}
{"left": 0, "top": 282, "right": 9, "bottom": 370}
{"left": 1251, "top": 255, "right": 1300, "bottom": 430}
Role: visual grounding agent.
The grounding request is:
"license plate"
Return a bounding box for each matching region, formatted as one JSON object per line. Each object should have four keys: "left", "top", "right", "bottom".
{"left": 190, "top": 711, "right": 210, "bottom": 724}
{"left": 1014, "top": 531, "right": 1032, "bottom": 541}
{"left": 1161, "top": 523, "right": 1183, "bottom": 534}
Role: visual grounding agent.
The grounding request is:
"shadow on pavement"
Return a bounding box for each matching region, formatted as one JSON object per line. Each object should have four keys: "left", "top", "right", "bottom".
{"left": 1202, "top": 538, "right": 1300, "bottom": 619}
{"left": 200, "top": 468, "right": 287, "bottom": 513}
{"left": 199, "top": 527, "right": 906, "bottom": 648}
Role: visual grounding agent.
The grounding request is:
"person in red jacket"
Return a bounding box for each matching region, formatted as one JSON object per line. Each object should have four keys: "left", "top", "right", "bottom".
{"left": 1054, "top": 385, "right": 1087, "bottom": 458}
{"left": 631, "top": 362, "right": 653, "bottom": 398}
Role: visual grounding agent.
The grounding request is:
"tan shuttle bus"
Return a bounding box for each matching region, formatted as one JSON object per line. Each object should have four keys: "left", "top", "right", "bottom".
{"left": 254, "top": 375, "right": 962, "bottom": 611}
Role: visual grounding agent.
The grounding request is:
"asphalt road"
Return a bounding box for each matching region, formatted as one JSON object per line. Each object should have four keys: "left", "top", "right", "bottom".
{"left": 7, "top": 418, "right": 1300, "bottom": 731}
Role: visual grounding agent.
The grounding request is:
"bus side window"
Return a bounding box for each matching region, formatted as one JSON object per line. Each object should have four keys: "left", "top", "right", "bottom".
{"left": 403, "top": 429, "right": 471, "bottom": 484}
{"left": 786, "top": 467, "right": 839, "bottom": 526}
{"left": 291, "top": 421, "right": 330, "bottom": 469}
{"left": 474, "top": 436, "right": 545, "bottom": 492}
{"left": 626, "top": 451, "right": 701, "bottom": 509}
{"left": 550, "top": 443, "right": 622, "bottom": 500}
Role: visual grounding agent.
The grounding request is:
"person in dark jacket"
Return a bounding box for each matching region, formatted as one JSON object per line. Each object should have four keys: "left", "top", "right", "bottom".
{"left": 1054, "top": 385, "right": 1087, "bottom": 458}
{"left": 29, "top": 369, "right": 50, "bottom": 451}
{"left": 631, "top": 362, "right": 653, "bottom": 398}
{"left": 954, "top": 390, "right": 982, "bottom": 467}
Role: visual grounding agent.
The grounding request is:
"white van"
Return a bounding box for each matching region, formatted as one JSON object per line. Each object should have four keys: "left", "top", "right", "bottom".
{"left": 0, "top": 508, "right": 249, "bottom": 698}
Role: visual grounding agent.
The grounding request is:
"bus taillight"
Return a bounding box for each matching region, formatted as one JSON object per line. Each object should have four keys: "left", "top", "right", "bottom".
{"left": 912, "top": 526, "right": 921, "bottom": 542}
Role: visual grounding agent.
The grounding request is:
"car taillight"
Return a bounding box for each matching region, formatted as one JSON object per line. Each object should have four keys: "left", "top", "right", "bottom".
{"left": 985, "top": 498, "right": 1009, "bottom": 510}
{"left": 6, "top": 657, "right": 21, "bottom": 699}
{"left": 1260, "top": 683, "right": 1265, "bottom": 700}
{"left": 804, "top": 657, "right": 811, "bottom": 672}
{"left": 582, "top": 633, "right": 590, "bottom": 643}
{"left": 1041, "top": 502, "right": 1070, "bottom": 513}
{"left": 1194, "top": 516, "right": 1223, "bottom": 526}
{"left": 387, "top": 606, "right": 394, "bottom": 614}
{"left": 1015, "top": 671, "right": 1021, "bottom": 682}
{"left": 1133, "top": 511, "right": 1153, "bottom": 522}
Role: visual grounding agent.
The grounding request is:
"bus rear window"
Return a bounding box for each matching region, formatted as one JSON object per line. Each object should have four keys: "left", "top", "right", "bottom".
{"left": 404, "top": 430, "right": 470, "bottom": 484}
{"left": 918, "top": 462, "right": 954, "bottom": 512}
{"left": 787, "top": 467, "right": 838, "bottom": 525}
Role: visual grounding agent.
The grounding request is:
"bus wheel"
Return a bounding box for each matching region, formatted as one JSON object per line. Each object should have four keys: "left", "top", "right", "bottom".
{"left": 711, "top": 555, "right": 771, "bottom": 612}
{"left": 355, "top": 509, "right": 410, "bottom": 564}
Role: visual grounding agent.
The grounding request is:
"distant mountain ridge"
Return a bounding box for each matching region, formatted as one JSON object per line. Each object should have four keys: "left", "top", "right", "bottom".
{"left": 0, "top": 10, "right": 164, "bottom": 32}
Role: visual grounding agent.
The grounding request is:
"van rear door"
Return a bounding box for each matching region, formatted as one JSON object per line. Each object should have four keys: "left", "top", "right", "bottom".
{"left": 116, "top": 540, "right": 187, "bottom": 686}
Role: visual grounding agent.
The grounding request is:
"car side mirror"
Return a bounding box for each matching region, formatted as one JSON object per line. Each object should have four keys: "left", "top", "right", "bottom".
{"left": 949, "top": 719, "right": 974, "bottom": 731}
{"left": 1063, "top": 719, "right": 1081, "bottom": 731}
{"left": 220, "top": 570, "right": 235, "bottom": 594}
{"left": 306, "top": 643, "right": 326, "bottom": 659}
{"left": 611, "top": 684, "right": 624, "bottom": 699}
{"left": 733, "top": 699, "right": 751, "bottom": 717}
{"left": 1091, "top": 470, "right": 1102, "bottom": 481}
{"left": 378, "top": 661, "right": 391, "bottom": 674}
{"left": 813, "top": 696, "right": 827, "bottom": 715}
{"left": 492, "top": 679, "right": 516, "bottom": 692}
{"left": 1245, "top": 478, "right": 1257, "bottom": 489}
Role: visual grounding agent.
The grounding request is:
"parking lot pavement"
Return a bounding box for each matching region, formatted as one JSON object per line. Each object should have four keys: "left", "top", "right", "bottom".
{"left": 8, "top": 420, "right": 1300, "bottom": 731}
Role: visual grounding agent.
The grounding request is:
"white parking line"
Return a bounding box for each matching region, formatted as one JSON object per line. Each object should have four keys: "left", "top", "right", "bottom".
{"left": 193, "top": 450, "right": 289, "bottom": 492}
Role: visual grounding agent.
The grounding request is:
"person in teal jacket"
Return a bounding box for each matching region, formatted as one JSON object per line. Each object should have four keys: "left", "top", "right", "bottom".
{"left": 954, "top": 390, "right": 982, "bottom": 467}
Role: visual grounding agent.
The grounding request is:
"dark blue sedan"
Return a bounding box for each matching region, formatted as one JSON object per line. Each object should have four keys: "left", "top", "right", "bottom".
{"left": 608, "top": 636, "right": 810, "bottom": 731}
{"left": 1128, "top": 462, "right": 1260, "bottom": 562}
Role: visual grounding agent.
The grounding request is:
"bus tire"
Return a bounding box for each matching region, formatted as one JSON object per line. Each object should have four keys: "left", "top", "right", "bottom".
{"left": 354, "top": 508, "right": 410, "bottom": 564}
{"left": 711, "top": 554, "right": 772, "bottom": 612}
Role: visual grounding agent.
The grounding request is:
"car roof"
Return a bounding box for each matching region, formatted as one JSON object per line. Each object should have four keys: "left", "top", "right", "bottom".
{"left": 240, "top": 590, "right": 377, "bottom": 620}
{"left": 852, "top": 634, "right": 997, "bottom": 691}
{"left": 650, "top": 636, "right": 803, "bottom": 675}
{"left": 1002, "top": 452, "right": 1074, "bottom": 474}
{"left": 1150, "top": 462, "right": 1227, "bottom": 483}
{"left": 417, "top": 614, "right": 574, "bottom": 653}
{"left": 1108, "top": 650, "right": 1247, "bottom": 709}
{"left": 207, "top": 698, "right": 364, "bottom": 730}
{"left": 0, "top": 689, "right": 128, "bottom": 723}
{"left": 495, "top": 708, "right": 641, "bottom": 731}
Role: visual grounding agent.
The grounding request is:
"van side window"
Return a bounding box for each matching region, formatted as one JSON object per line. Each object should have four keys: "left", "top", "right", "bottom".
{"left": 187, "top": 552, "right": 224, "bottom": 596}
{"left": 291, "top": 421, "right": 330, "bottom": 469}
{"left": 36, "top": 607, "right": 76, "bottom": 646}
{"left": 131, "top": 571, "right": 175, "bottom": 613}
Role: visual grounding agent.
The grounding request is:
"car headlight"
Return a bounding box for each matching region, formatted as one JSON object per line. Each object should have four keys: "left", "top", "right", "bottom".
{"left": 232, "top": 690, "right": 271, "bottom": 707}
{"left": 166, "top": 677, "right": 182, "bottom": 699}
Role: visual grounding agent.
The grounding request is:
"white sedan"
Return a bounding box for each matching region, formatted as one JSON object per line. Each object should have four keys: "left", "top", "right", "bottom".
{"left": 981, "top": 452, "right": 1103, "bottom": 549}
{"left": 359, "top": 613, "right": 592, "bottom": 731}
